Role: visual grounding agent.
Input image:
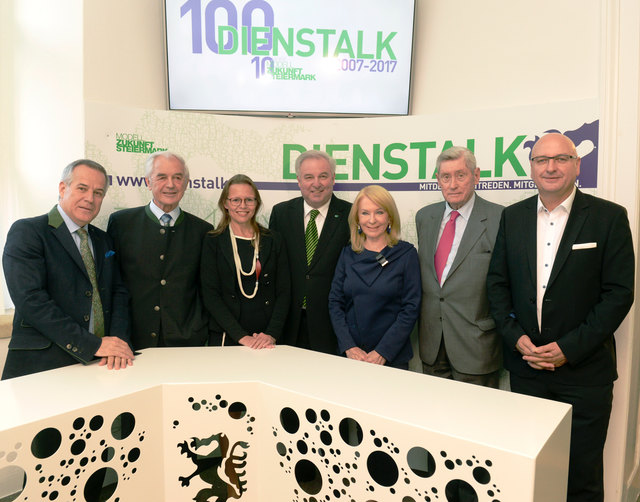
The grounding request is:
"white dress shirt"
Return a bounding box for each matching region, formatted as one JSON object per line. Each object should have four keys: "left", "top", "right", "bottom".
{"left": 304, "top": 199, "right": 331, "bottom": 236}
{"left": 149, "top": 200, "right": 181, "bottom": 226}
{"left": 536, "top": 186, "right": 576, "bottom": 329}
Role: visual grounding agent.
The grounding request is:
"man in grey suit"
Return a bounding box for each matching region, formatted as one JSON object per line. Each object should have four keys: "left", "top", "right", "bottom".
{"left": 416, "top": 146, "right": 503, "bottom": 387}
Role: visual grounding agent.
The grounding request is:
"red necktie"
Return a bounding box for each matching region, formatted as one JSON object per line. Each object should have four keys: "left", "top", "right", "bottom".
{"left": 434, "top": 210, "right": 460, "bottom": 283}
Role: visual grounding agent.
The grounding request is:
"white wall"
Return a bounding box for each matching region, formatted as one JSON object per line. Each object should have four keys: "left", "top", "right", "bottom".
{"left": 0, "top": 0, "right": 85, "bottom": 311}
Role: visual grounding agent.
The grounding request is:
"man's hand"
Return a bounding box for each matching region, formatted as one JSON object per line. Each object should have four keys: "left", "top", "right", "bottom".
{"left": 239, "top": 333, "right": 275, "bottom": 349}
{"left": 516, "top": 335, "right": 567, "bottom": 371}
{"left": 523, "top": 341, "right": 567, "bottom": 370}
{"left": 94, "top": 337, "right": 135, "bottom": 370}
{"left": 99, "top": 356, "right": 133, "bottom": 370}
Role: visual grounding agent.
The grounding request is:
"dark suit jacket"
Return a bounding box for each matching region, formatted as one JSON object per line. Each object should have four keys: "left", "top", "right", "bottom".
{"left": 487, "top": 190, "right": 634, "bottom": 385}
{"left": 200, "top": 227, "right": 290, "bottom": 344}
{"left": 269, "top": 195, "right": 351, "bottom": 354}
{"left": 107, "top": 205, "right": 213, "bottom": 349}
{"left": 328, "top": 241, "right": 421, "bottom": 366}
{"left": 416, "top": 195, "right": 504, "bottom": 374}
{"left": 2, "top": 207, "right": 130, "bottom": 379}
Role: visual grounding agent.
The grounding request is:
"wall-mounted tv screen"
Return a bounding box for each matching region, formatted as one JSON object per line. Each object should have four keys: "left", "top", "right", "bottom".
{"left": 165, "top": 0, "right": 416, "bottom": 116}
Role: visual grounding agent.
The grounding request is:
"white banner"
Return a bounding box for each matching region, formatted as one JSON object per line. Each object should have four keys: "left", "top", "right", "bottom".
{"left": 86, "top": 99, "right": 599, "bottom": 244}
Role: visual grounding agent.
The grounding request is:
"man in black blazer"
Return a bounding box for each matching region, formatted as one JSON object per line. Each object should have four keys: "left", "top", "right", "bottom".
{"left": 107, "top": 152, "right": 213, "bottom": 350}
{"left": 2, "top": 159, "right": 134, "bottom": 379}
{"left": 269, "top": 150, "right": 351, "bottom": 354}
{"left": 487, "top": 133, "right": 634, "bottom": 501}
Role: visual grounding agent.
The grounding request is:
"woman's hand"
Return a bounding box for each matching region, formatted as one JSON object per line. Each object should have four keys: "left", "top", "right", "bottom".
{"left": 365, "top": 350, "right": 386, "bottom": 365}
{"left": 345, "top": 347, "right": 368, "bottom": 361}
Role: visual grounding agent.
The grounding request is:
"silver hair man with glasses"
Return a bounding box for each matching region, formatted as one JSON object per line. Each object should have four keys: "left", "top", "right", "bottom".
{"left": 269, "top": 150, "right": 351, "bottom": 355}
{"left": 107, "top": 151, "right": 213, "bottom": 349}
{"left": 416, "top": 146, "right": 504, "bottom": 387}
{"left": 487, "top": 132, "right": 634, "bottom": 501}
{"left": 3, "top": 159, "right": 134, "bottom": 378}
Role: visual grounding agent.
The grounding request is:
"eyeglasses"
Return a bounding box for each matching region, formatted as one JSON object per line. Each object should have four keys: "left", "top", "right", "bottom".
{"left": 530, "top": 154, "right": 577, "bottom": 167}
{"left": 227, "top": 197, "right": 257, "bottom": 207}
{"left": 437, "top": 171, "right": 471, "bottom": 184}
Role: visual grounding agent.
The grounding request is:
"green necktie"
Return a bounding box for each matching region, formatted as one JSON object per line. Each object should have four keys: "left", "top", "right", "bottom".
{"left": 303, "top": 209, "right": 320, "bottom": 309}
{"left": 305, "top": 209, "right": 320, "bottom": 265}
{"left": 77, "top": 228, "right": 104, "bottom": 337}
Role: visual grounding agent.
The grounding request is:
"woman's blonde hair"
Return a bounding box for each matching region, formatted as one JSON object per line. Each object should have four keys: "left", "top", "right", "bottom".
{"left": 348, "top": 185, "right": 400, "bottom": 253}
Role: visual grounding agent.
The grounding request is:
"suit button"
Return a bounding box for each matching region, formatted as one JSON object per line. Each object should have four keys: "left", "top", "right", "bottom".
{"left": 84, "top": 315, "right": 90, "bottom": 322}
{"left": 265, "top": 300, "right": 270, "bottom": 305}
{"left": 85, "top": 290, "right": 92, "bottom": 297}
{"left": 66, "top": 344, "right": 72, "bottom": 350}
{"left": 529, "top": 298, "right": 535, "bottom": 304}
{"left": 151, "top": 332, "right": 157, "bottom": 338}
{"left": 439, "top": 297, "right": 444, "bottom": 302}
{"left": 154, "top": 306, "right": 160, "bottom": 311}
{"left": 263, "top": 273, "right": 269, "bottom": 278}
{"left": 160, "top": 279, "right": 167, "bottom": 286}
{"left": 160, "top": 228, "right": 166, "bottom": 235}
{"left": 160, "top": 254, "right": 165, "bottom": 260}
{"left": 72, "top": 347, "right": 78, "bottom": 353}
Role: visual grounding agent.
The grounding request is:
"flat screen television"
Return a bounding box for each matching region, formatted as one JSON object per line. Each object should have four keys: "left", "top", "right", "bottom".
{"left": 165, "top": 0, "right": 416, "bottom": 116}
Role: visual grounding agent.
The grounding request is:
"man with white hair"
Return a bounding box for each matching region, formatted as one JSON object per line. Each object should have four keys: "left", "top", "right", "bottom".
{"left": 108, "top": 151, "right": 213, "bottom": 349}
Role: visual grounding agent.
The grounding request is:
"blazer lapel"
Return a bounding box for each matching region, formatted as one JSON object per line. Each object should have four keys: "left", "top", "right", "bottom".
{"left": 258, "top": 232, "right": 272, "bottom": 266}
{"left": 425, "top": 205, "right": 444, "bottom": 282}
{"left": 48, "top": 206, "right": 88, "bottom": 279}
{"left": 449, "top": 198, "right": 493, "bottom": 279}
{"left": 89, "top": 226, "right": 106, "bottom": 277}
{"left": 310, "top": 195, "right": 345, "bottom": 270}
{"left": 523, "top": 196, "right": 538, "bottom": 289}
{"left": 219, "top": 228, "right": 237, "bottom": 271}
{"left": 547, "top": 190, "right": 588, "bottom": 289}
{"left": 289, "top": 198, "right": 307, "bottom": 264}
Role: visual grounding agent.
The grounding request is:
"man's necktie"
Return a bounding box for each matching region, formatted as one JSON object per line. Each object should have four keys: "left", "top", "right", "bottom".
{"left": 303, "top": 209, "right": 320, "bottom": 308}
{"left": 305, "top": 209, "right": 320, "bottom": 265}
{"left": 160, "top": 213, "right": 172, "bottom": 227}
{"left": 434, "top": 210, "right": 460, "bottom": 284}
{"left": 77, "top": 228, "right": 104, "bottom": 337}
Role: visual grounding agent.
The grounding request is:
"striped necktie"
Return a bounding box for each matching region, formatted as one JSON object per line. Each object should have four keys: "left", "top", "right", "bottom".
{"left": 77, "top": 228, "right": 104, "bottom": 337}
{"left": 305, "top": 209, "right": 320, "bottom": 265}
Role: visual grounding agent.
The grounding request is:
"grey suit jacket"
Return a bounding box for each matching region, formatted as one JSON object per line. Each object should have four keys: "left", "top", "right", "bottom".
{"left": 416, "top": 194, "right": 503, "bottom": 374}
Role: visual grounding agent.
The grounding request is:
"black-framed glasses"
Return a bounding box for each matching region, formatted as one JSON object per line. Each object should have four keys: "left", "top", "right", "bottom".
{"left": 530, "top": 154, "right": 577, "bottom": 166}
{"left": 227, "top": 197, "right": 257, "bottom": 207}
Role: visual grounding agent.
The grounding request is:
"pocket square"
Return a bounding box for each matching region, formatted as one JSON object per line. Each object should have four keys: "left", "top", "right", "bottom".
{"left": 572, "top": 242, "right": 597, "bottom": 250}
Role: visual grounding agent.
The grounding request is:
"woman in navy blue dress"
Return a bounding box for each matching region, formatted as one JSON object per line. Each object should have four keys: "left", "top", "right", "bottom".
{"left": 328, "top": 185, "right": 420, "bottom": 369}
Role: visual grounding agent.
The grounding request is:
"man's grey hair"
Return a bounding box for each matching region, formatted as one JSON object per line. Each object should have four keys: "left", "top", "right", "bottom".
{"left": 60, "top": 159, "right": 109, "bottom": 193}
{"left": 294, "top": 150, "right": 336, "bottom": 177}
{"left": 144, "top": 151, "right": 190, "bottom": 181}
{"left": 435, "top": 146, "right": 477, "bottom": 174}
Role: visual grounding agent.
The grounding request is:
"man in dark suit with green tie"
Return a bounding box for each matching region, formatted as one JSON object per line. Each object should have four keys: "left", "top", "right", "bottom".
{"left": 269, "top": 150, "right": 351, "bottom": 354}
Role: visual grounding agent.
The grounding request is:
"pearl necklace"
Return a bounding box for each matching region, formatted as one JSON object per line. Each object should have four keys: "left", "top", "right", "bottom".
{"left": 229, "top": 225, "right": 259, "bottom": 299}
